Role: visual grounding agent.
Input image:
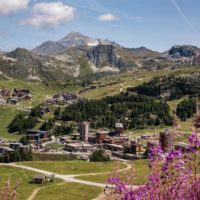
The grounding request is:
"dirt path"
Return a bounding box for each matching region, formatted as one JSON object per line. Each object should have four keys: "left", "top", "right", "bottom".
{"left": 26, "top": 182, "right": 66, "bottom": 200}
{"left": 0, "top": 162, "right": 132, "bottom": 188}
{"left": 26, "top": 188, "right": 42, "bottom": 200}
{"left": 71, "top": 161, "right": 132, "bottom": 178}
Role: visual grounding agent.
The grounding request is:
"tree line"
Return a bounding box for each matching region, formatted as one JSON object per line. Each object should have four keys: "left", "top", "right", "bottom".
{"left": 128, "top": 74, "right": 200, "bottom": 100}
{"left": 8, "top": 105, "right": 42, "bottom": 134}
{"left": 61, "top": 93, "right": 172, "bottom": 129}
{"left": 176, "top": 98, "right": 196, "bottom": 121}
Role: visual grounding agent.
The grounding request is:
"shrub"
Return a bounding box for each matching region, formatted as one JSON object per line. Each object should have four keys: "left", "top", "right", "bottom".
{"left": 90, "top": 149, "right": 111, "bottom": 162}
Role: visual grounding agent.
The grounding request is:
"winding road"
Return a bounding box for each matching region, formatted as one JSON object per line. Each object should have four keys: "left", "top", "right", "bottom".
{"left": 0, "top": 162, "right": 136, "bottom": 189}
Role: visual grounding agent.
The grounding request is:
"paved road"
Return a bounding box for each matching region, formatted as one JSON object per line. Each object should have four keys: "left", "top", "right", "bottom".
{"left": 0, "top": 162, "right": 138, "bottom": 189}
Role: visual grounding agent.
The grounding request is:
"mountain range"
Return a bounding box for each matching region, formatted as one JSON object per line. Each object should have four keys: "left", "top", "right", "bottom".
{"left": 0, "top": 32, "right": 200, "bottom": 81}
{"left": 32, "top": 32, "right": 120, "bottom": 56}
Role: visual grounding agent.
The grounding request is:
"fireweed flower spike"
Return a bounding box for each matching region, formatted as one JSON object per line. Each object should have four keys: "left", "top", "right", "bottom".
{"left": 106, "top": 132, "right": 200, "bottom": 200}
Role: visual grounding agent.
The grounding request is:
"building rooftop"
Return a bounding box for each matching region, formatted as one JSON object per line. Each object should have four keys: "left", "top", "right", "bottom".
{"left": 115, "top": 123, "right": 124, "bottom": 128}
{"left": 27, "top": 130, "right": 47, "bottom": 134}
{"left": 32, "top": 174, "right": 46, "bottom": 180}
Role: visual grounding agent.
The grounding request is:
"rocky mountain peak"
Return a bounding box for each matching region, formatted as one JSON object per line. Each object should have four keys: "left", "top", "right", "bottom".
{"left": 169, "top": 45, "right": 198, "bottom": 58}
{"left": 7, "top": 48, "right": 32, "bottom": 58}
{"left": 62, "top": 31, "right": 86, "bottom": 38}
{"left": 32, "top": 32, "right": 121, "bottom": 55}
{"left": 32, "top": 41, "right": 65, "bottom": 56}
{"left": 59, "top": 31, "right": 95, "bottom": 47}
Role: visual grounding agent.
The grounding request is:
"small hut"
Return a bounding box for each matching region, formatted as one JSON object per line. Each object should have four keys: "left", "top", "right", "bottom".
{"left": 32, "top": 174, "right": 46, "bottom": 184}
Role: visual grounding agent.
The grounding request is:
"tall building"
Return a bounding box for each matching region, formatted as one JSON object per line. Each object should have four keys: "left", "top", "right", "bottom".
{"left": 79, "top": 122, "right": 89, "bottom": 141}
{"left": 172, "top": 110, "right": 179, "bottom": 129}
{"left": 159, "top": 129, "right": 173, "bottom": 153}
{"left": 115, "top": 123, "right": 124, "bottom": 136}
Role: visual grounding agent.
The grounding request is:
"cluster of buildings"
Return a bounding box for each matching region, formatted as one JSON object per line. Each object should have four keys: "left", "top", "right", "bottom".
{"left": 78, "top": 82, "right": 118, "bottom": 94}
{"left": 63, "top": 122, "right": 146, "bottom": 160}
{"left": 63, "top": 123, "right": 191, "bottom": 160}
{"left": 0, "top": 88, "right": 32, "bottom": 105}
{"left": 147, "top": 129, "right": 190, "bottom": 154}
{"left": 0, "top": 142, "right": 30, "bottom": 160}
{"left": 21, "top": 122, "right": 190, "bottom": 161}
{"left": 45, "top": 92, "right": 78, "bottom": 106}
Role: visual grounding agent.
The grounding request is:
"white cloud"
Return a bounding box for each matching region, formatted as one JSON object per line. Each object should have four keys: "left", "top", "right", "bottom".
{"left": 98, "top": 13, "right": 118, "bottom": 22}
{"left": 0, "top": 0, "right": 29, "bottom": 15}
{"left": 21, "top": 2, "right": 76, "bottom": 29}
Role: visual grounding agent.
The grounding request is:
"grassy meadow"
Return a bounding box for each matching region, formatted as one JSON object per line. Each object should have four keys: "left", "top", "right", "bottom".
{"left": 80, "top": 67, "right": 200, "bottom": 100}
{"left": 0, "top": 165, "right": 101, "bottom": 200}
{"left": 18, "top": 160, "right": 125, "bottom": 175}
{"left": 0, "top": 106, "right": 23, "bottom": 140}
{"left": 0, "top": 80, "right": 79, "bottom": 140}
{"left": 77, "top": 159, "right": 150, "bottom": 185}
{"left": 33, "top": 182, "right": 101, "bottom": 200}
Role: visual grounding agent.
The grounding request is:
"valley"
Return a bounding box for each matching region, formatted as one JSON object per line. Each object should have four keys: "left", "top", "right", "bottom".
{"left": 0, "top": 64, "right": 199, "bottom": 200}
{"left": 1, "top": 33, "right": 200, "bottom": 200}
{"left": 1, "top": 0, "right": 200, "bottom": 198}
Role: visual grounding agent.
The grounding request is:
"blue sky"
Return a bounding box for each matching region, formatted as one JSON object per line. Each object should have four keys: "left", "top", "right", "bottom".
{"left": 0, "top": 0, "right": 200, "bottom": 52}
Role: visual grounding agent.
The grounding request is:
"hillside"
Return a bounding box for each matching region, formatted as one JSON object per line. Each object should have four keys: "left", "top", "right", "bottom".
{"left": 1, "top": 67, "right": 200, "bottom": 140}
{"left": 129, "top": 73, "right": 200, "bottom": 100}
{"left": 0, "top": 48, "right": 84, "bottom": 81}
